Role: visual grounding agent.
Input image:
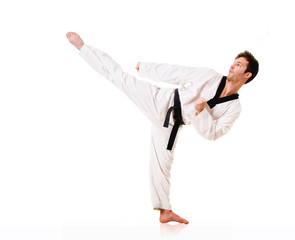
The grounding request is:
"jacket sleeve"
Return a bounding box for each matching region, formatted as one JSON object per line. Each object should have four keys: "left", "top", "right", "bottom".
{"left": 191, "top": 105, "right": 241, "bottom": 141}
{"left": 138, "top": 62, "right": 210, "bottom": 85}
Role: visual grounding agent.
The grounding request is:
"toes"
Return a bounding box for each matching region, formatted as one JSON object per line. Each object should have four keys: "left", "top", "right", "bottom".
{"left": 66, "top": 32, "right": 73, "bottom": 38}
{"left": 182, "top": 219, "right": 189, "bottom": 224}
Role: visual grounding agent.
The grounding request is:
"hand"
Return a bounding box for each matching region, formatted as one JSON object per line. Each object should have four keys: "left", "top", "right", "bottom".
{"left": 194, "top": 97, "right": 207, "bottom": 115}
{"left": 135, "top": 62, "right": 140, "bottom": 72}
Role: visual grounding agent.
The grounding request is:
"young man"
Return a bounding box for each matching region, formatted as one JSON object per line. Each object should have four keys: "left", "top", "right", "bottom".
{"left": 66, "top": 32, "right": 259, "bottom": 224}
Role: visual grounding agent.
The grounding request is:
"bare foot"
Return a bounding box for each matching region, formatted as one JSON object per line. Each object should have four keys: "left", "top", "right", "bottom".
{"left": 160, "top": 209, "right": 189, "bottom": 224}
{"left": 66, "top": 32, "right": 85, "bottom": 50}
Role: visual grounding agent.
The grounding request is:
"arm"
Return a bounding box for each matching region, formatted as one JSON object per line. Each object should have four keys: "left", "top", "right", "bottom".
{"left": 191, "top": 104, "right": 241, "bottom": 141}
{"left": 136, "top": 61, "right": 210, "bottom": 85}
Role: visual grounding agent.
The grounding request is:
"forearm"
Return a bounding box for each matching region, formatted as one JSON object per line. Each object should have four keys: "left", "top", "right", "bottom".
{"left": 192, "top": 108, "right": 240, "bottom": 140}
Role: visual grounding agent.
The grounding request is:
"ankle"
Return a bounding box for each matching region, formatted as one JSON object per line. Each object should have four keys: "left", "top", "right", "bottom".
{"left": 160, "top": 209, "right": 172, "bottom": 214}
{"left": 77, "top": 43, "right": 84, "bottom": 50}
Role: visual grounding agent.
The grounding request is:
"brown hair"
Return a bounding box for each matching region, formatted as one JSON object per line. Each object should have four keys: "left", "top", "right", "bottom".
{"left": 236, "top": 51, "right": 259, "bottom": 84}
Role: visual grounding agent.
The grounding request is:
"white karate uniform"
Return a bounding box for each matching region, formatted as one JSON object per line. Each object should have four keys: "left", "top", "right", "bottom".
{"left": 79, "top": 45, "right": 241, "bottom": 210}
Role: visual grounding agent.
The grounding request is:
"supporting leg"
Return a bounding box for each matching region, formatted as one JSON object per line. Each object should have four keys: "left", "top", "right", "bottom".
{"left": 150, "top": 124, "right": 188, "bottom": 224}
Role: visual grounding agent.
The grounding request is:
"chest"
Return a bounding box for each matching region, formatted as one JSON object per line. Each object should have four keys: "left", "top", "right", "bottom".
{"left": 205, "top": 101, "right": 235, "bottom": 119}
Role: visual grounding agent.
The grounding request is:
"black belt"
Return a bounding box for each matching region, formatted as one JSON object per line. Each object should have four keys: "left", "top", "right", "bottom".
{"left": 163, "top": 89, "right": 185, "bottom": 150}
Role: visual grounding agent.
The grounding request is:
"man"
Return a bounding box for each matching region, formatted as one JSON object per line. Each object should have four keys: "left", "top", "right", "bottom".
{"left": 66, "top": 32, "right": 259, "bottom": 224}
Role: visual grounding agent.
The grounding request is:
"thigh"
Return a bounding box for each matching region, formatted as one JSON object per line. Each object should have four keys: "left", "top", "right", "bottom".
{"left": 150, "top": 124, "right": 182, "bottom": 173}
{"left": 80, "top": 45, "right": 166, "bottom": 124}
{"left": 117, "top": 72, "right": 162, "bottom": 124}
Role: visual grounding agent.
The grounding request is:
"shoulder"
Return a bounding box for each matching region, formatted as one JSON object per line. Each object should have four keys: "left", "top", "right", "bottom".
{"left": 193, "top": 67, "right": 221, "bottom": 76}
{"left": 190, "top": 68, "right": 223, "bottom": 86}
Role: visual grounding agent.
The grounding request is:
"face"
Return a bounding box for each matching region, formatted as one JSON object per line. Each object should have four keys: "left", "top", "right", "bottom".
{"left": 227, "top": 57, "right": 252, "bottom": 83}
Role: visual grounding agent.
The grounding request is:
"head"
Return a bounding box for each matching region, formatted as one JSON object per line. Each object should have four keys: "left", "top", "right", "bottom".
{"left": 227, "top": 51, "right": 259, "bottom": 84}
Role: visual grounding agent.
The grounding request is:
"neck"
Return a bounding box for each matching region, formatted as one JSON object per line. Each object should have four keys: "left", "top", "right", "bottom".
{"left": 220, "top": 78, "right": 243, "bottom": 97}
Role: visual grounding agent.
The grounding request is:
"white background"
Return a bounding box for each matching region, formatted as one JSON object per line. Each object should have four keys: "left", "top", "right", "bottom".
{"left": 0, "top": 0, "right": 295, "bottom": 237}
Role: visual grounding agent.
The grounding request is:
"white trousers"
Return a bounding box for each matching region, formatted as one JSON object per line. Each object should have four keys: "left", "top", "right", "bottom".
{"left": 79, "top": 45, "right": 181, "bottom": 210}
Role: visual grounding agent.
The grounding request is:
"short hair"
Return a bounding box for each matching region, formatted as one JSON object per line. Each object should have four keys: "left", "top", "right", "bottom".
{"left": 236, "top": 51, "right": 259, "bottom": 84}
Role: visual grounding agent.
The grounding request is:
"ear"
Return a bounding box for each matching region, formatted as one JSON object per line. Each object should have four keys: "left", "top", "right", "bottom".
{"left": 245, "top": 72, "right": 252, "bottom": 80}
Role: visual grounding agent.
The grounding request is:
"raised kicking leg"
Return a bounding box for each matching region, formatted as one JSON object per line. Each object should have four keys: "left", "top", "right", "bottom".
{"left": 66, "top": 31, "right": 162, "bottom": 124}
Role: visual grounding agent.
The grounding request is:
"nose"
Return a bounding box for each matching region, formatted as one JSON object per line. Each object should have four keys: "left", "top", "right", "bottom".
{"left": 230, "top": 64, "right": 235, "bottom": 71}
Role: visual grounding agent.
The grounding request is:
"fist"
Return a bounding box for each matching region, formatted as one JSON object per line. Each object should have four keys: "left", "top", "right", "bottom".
{"left": 135, "top": 62, "right": 140, "bottom": 72}
{"left": 194, "top": 97, "right": 207, "bottom": 115}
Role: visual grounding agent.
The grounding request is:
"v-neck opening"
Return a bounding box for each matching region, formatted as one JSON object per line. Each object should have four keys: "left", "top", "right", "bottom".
{"left": 207, "top": 76, "right": 239, "bottom": 109}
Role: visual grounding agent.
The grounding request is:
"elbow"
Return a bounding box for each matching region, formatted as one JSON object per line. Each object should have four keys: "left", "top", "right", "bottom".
{"left": 205, "top": 134, "right": 219, "bottom": 141}
{"left": 203, "top": 128, "right": 229, "bottom": 141}
{"left": 209, "top": 136, "right": 218, "bottom": 141}
{"left": 194, "top": 120, "right": 231, "bottom": 141}
{"left": 200, "top": 129, "right": 218, "bottom": 141}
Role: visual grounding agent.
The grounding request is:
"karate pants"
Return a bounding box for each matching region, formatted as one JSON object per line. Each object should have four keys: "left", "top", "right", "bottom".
{"left": 79, "top": 45, "right": 182, "bottom": 210}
